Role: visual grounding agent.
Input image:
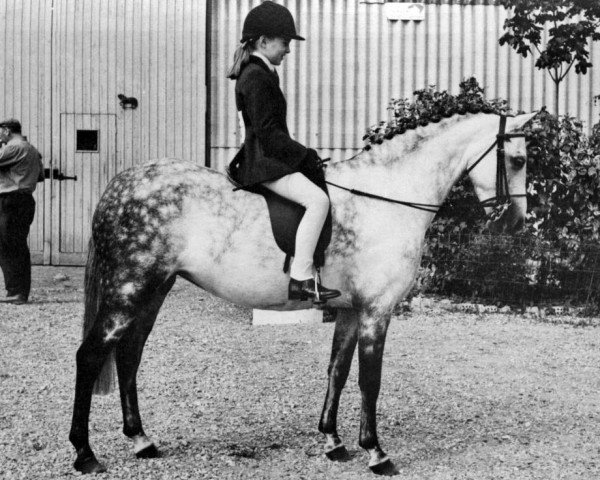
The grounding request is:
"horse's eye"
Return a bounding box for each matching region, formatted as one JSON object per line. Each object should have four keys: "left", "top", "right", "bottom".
{"left": 510, "top": 156, "right": 526, "bottom": 169}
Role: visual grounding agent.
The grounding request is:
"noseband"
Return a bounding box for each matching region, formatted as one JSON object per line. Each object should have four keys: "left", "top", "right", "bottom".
{"left": 325, "top": 115, "right": 527, "bottom": 213}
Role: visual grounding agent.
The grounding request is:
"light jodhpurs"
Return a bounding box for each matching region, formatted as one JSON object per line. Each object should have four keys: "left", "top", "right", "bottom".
{"left": 262, "top": 172, "right": 329, "bottom": 280}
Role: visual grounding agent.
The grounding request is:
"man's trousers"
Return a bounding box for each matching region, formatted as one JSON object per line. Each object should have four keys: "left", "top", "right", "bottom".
{"left": 0, "top": 192, "right": 35, "bottom": 299}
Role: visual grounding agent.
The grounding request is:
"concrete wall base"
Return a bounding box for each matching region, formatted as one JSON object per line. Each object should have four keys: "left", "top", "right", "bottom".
{"left": 252, "top": 309, "right": 323, "bottom": 326}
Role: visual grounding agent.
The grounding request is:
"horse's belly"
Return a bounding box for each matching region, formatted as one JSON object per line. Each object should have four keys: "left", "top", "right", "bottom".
{"left": 174, "top": 204, "right": 304, "bottom": 309}
{"left": 176, "top": 230, "right": 354, "bottom": 310}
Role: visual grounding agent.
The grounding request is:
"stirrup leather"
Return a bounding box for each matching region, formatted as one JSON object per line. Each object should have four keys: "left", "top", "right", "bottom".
{"left": 314, "top": 269, "right": 324, "bottom": 304}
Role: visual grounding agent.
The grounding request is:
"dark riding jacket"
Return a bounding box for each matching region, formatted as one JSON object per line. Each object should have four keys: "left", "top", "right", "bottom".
{"left": 231, "top": 56, "right": 309, "bottom": 188}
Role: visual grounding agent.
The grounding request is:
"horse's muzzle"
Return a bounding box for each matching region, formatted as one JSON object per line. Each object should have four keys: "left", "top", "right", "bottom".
{"left": 489, "top": 201, "right": 526, "bottom": 234}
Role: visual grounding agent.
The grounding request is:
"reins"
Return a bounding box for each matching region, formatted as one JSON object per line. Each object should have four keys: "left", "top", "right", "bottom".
{"left": 323, "top": 181, "right": 441, "bottom": 213}
{"left": 325, "top": 115, "right": 527, "bottom": 213}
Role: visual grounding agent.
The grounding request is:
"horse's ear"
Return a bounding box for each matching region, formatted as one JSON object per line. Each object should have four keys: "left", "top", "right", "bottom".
{"left": 506, "top": 111, "right": 538, "bottom": 132}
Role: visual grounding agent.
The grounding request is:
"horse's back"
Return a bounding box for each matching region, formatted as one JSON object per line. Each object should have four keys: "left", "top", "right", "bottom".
{"left": 95, "top": 158, "right": 239, "bottom": 224}
{"left": 90, "top": 159, "right": 234, "bottom": 280}
{"left": 100, "top": 158, "right": 227, "bottom": 206}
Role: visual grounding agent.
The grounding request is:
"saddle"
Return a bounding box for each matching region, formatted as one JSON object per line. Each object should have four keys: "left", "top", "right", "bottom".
{"left": 228, "top": 156, "right": 332, "bottom": 273}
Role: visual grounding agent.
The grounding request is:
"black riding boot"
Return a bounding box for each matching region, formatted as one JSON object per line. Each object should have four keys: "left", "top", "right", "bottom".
{"left": 288, "top": 278, "right": 341, "bottom": 302}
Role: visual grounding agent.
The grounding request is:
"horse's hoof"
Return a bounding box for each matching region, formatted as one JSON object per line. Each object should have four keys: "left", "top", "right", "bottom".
{"left": 73, "top": 454, "right": 107, "bottom": 474}
{"left": 135, "top": 443, "right": 160, "bottom": 459}
{"left": 325, "top": 444, "right": 350, "bottom": 461}
{"left": 369, "top": 458, "right": 398, "bottom": 476}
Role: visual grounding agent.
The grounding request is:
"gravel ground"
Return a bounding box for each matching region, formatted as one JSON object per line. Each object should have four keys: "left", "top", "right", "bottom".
{"left": 1, "top": 267, "right": 600, "bottom": 479}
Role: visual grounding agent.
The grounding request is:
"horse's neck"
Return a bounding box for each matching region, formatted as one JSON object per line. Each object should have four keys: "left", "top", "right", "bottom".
{"left": 328, "top": 116, "right": 482, "bottom": 214}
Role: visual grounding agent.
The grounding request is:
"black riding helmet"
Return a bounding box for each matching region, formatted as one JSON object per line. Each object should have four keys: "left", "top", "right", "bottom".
{"left": 241, "top": 1, "right": 305, "bottom": 43}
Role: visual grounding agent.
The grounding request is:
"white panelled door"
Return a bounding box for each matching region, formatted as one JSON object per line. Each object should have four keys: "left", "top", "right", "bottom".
{"left": 52, "top": 113, "right": 116, "bottom": 265}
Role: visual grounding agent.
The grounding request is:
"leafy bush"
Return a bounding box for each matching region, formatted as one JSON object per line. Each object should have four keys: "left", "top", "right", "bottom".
{"left": 524, "top": 112, "right": 600, "bottom": 245}
{"left": 521, "top": 112, "right": 600, "bottom": 306}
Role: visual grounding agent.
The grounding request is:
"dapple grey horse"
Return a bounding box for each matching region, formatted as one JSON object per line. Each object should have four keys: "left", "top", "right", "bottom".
{"left": 69, "top": 111, "right": 536, "bottom": 475}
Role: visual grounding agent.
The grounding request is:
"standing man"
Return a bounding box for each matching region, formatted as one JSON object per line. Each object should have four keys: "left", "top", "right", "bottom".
{"left": 0, "top": 119, "right": 43, "bottom": 305}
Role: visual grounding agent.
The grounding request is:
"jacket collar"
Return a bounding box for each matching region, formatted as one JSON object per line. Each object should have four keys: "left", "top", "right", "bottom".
{"left": 247, "top": 55, "right": 280, "bottom": 85}
{"left": 250, "top": 52, "right": 276, "bottom": 72}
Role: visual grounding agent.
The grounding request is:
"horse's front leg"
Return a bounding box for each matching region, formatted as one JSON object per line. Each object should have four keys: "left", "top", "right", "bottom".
{"left": 318, "top": 308, "right": 359, "bottom": 460}
{"left": 358, "top": 310, "right": 397, "bottom": 475}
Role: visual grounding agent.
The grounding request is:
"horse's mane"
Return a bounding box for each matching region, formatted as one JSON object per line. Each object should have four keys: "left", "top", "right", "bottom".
{"left": 366, "top": 111, "right": 495, "bottom": 150}
{"left": 334, "top": 113, "right": 472, "bottom": 168}
{"left": 362, "top": 79, "right": 509, "bottom": 152}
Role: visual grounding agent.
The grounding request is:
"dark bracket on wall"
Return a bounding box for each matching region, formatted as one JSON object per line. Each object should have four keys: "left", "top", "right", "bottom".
{"left": 118, "top": 94, "right": 138, "bottom": 109}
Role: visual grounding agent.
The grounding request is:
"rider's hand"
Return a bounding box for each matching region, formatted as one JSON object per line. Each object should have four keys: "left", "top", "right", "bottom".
{"left": 303, "top": 148, "right": 323, "bottom": 177}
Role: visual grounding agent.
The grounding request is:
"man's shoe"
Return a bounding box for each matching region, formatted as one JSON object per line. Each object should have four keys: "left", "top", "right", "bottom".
{"left": 0, "top": 294, "right": 27, "bottom": 305}
{"left": 288, "top": 278, "right": 341, "bottom": 302}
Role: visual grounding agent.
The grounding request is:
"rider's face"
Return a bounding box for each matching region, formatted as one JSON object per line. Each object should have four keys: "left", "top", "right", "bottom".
{"left": 258, "top": 36, "right": 291, "bottom": 66}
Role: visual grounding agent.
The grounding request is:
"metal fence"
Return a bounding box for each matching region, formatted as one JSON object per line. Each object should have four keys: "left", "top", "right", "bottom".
{"left": 421, "top": 234, "right": 600, "bottom": 308}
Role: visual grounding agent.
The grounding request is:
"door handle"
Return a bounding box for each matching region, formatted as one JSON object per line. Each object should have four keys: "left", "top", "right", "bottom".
{"left": 44, "top": 168, "right": 78, "bottom": 181}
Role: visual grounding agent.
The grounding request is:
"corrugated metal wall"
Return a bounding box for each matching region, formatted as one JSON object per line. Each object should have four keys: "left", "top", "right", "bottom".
{"left": 53, "top": 0, "right": 207, "bottom": 172}
{"left": 51, "top": 0, "right": 207, "bottom": 264}
{"left": 209, "top": 0, "right": 600, "bottom": 172}
{"left": 0, "top": 0, "right": 208, "bottom": 264}
{"left": 0, "top": 0, "right": 52, "bottom": 262}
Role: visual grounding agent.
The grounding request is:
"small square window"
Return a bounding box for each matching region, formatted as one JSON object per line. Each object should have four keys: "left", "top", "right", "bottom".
{"left": 77, "top": 130, "right": 99, "bottom": 152}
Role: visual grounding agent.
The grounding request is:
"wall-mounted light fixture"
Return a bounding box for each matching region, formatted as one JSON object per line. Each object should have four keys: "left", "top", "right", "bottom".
{"left": 117, "top": 94, "right": 138, "bottom": 109}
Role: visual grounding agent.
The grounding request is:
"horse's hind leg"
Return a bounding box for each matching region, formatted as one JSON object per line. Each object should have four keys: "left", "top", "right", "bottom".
{"left": 116, "top": 277, "right": 175, "bottom": 459}
{"left": 318, "top": 309, "right": 359, "bottom": 461}
{"left": 69, "top": 307, "right": 133, "bottom": 474}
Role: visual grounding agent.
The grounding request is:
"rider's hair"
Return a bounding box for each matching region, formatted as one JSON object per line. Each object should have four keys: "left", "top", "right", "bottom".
{"left": 227, "top": 40, "right": 256, "bottom": 80}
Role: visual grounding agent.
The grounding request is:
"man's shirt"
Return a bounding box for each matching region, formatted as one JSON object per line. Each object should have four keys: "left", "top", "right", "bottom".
{"left": 0, "top": 138, "right": 43, "bottom": 194}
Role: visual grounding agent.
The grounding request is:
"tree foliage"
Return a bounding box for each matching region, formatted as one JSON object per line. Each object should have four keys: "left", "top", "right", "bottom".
{"left": 498, "top": 0, "right": 600, "bottom": 112}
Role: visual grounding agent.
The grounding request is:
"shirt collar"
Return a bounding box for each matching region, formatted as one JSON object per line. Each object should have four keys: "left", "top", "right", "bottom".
{"left": 251, "top": 52, "right": 276, "bottom": 73}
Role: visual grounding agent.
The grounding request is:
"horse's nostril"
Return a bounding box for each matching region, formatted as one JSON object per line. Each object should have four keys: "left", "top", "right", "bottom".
{"left": 511, "top": 157, "right": 526, "bottom": 169}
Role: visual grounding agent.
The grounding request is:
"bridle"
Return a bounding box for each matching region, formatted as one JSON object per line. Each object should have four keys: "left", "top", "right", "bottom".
{"left": 325, "top": 115, "right": 528, "bottom": 214}
{"left": 464, "top": 114, "right": 527, "bottom": 209}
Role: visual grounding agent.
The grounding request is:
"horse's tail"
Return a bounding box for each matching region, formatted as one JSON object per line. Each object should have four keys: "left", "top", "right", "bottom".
{"left": 82, "top": 237, "right": 116, "bottom": 395}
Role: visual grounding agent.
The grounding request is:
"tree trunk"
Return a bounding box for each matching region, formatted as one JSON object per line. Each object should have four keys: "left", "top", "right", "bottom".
{"left": 554, "top": 80, "right": 560, "bottom": 116}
